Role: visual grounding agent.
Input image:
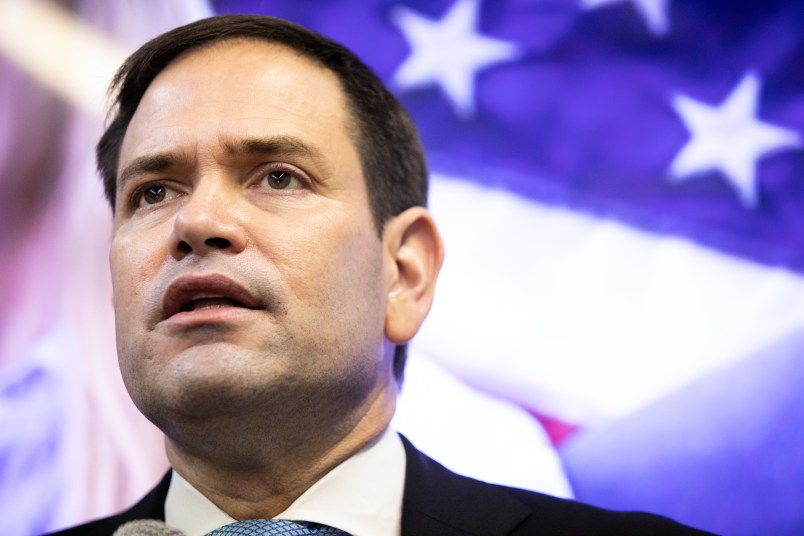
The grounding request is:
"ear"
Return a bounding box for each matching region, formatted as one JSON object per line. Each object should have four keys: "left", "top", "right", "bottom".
{"left": 383, "top": 207, "right": 444, "bottom": 345}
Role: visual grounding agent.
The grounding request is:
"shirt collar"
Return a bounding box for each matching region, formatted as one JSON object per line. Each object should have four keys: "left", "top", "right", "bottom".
{"left": 165, "top": 428, "right": 405, "bottom": 536}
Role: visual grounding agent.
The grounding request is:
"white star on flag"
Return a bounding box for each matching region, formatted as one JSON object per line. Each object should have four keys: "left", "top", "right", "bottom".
{"left": 581, "top": 0, "right": 671, "bottom": 36}
{"left": 390, "top": 0, "right": 519, "bottom": 118}
{"left": 668, "top": 72, "right": 801, "bottom": 208}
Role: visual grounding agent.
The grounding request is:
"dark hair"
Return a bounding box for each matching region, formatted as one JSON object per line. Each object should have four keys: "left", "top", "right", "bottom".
{"left": 97, "top": 14, "right": 429, "bottom": 382}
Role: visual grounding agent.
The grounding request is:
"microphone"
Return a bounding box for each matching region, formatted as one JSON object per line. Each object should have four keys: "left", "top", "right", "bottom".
{"left": 112, "top": 520, "right": 187, "bottom": 536}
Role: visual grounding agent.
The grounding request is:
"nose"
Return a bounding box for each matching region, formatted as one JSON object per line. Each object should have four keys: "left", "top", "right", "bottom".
{"left": 168, "top": 178, "right": 247, "bottom": 260}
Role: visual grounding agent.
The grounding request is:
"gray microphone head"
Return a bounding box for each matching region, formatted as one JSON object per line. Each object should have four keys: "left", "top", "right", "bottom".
{"left": 112, "top": 519, "right": 187, "bottom": 536}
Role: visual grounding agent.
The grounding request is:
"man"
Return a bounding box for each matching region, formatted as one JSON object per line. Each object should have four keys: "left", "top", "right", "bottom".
{"left": 52, "top": 14, "right": 711, "bottom": 536}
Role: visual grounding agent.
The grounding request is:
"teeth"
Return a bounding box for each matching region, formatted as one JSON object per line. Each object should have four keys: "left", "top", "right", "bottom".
{"left": 179, "top": 296, "right": 247, "bottom": 313}
{"left": 194, "top": 302, "right": 230, "bottom": 311}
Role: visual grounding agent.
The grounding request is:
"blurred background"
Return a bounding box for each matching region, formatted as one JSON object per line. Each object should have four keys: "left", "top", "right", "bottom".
{"left": 2, "top": 0, "right": 804, "bottom": 534}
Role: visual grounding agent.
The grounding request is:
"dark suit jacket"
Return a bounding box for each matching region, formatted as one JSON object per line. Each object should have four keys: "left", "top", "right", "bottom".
{"left": 48, "top": 435, "right": 714, "bottom": 535}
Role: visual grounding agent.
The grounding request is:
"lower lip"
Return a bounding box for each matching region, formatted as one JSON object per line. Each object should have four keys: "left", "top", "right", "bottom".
{"left": 161, "top": 306, "right": 260, "bottom": 327}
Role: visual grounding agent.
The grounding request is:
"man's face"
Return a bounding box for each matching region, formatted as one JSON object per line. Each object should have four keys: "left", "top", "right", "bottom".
{"left": 110, "top": 40, "right": 395, "bottom": 434}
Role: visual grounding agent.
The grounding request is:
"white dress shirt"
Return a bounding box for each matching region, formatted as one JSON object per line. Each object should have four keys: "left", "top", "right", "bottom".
{"left": 164, "top": 428, "right": 406, "bottom": 536}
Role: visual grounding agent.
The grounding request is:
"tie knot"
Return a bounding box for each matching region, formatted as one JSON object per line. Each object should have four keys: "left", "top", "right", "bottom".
{"left": 206, "top": 519, "right": 348, "bottom": 535}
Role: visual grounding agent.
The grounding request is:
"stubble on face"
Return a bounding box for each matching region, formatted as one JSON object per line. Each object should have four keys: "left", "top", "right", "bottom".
{"left": 109, "top": 39, "right": 398, "bottom": 466}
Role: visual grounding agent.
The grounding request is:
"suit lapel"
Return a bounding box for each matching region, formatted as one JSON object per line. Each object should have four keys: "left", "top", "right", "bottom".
{"left": 399, "top": 435, "right": 532, "bottom": 536}
{"left": 50, "top": 472, "right": 172, "bottom": 535}
{"left": 122, "top": 471, "right": 172, "bottom": 520}
{"left": 99, "top": 470, "right": 171, "bottom": 533}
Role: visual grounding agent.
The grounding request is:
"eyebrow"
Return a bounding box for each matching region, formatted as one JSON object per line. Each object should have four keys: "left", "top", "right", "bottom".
{"left": 220, "top": 135, "right": 326, "bottom": 167}
{"left": 118, "top": 135, "right": 329, "bottom": 186}
{"left": 118, "top": 152, "right": 188, "bottom": 186}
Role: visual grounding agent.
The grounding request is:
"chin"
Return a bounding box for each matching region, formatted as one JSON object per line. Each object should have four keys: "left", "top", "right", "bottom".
{"left": 133, "top": 379, "right": 252, "bottom": 438}
{"left": 128, "top": 358, "right": 260, "bottom": 420}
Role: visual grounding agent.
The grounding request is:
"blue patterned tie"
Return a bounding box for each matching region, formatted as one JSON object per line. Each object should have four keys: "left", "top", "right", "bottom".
{"left": 205, "top": 519, "right": 348, "bottom": 535}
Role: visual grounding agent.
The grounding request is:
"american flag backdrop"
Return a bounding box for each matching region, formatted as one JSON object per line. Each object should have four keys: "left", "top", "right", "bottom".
{"left": 1, "top": 1, "right": 804, "bottom": 534}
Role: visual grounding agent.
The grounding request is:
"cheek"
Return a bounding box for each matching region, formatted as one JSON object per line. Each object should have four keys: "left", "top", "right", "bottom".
{"left": 109, "top": 231, "right": 167, "bottom": 392}
{"left": 109, "top": 229, "right": 166, "bottom": 321}
{"left": 287, "top": 213, "right": 382, "bottom": 294}
{"left": 271, "top": 210, "right": 387, "bottom": 340}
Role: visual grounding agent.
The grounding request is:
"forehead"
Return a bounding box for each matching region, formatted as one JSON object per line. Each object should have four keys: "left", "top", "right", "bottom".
{"left": 119, "top": 38, "right": 358, "bottom": 175}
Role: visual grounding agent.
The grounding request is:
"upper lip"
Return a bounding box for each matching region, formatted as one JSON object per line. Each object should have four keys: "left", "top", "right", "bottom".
{"left": 161, "top": 274, "right": 262, "bottom": 320}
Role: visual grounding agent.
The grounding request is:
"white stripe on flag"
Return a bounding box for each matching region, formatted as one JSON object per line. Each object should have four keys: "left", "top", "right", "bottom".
{"left": 414, "top": 174, "right": 804, "bottom": 425}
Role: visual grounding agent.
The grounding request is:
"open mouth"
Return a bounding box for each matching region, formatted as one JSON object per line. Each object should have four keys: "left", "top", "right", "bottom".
{"left": 162, "top": 275, "right": 263, "bottom": 320}
{"left": 179, "top": 295, "right": 251, "bottom": 312}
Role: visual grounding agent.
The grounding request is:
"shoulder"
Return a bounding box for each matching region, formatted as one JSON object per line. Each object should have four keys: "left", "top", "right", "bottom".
{"left": 399, "top": 435, "right": 713, "bottom": 535}
{"left": 498, "top": 485, "right": 712, "bottom": 535}
{"left": 45, "top": 473, "right": 171, "bottom": 536}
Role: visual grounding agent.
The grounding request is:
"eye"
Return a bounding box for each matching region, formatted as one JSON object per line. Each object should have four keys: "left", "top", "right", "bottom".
{"left": 143, "top": 184, "right": 166, "bottom": 204}
{"left": 253, "top": 166, "right": 312, "bottom": 194}
{"left": 264, "top": 170, "right": 294, "bottom": 189}
{"left": 133, "top": 182, "right": 180, "bottom": 208}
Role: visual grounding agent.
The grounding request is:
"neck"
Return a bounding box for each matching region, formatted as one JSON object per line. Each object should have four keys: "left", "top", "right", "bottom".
{"left": 164, "top": 383, "right": 396, "bottom": 519}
